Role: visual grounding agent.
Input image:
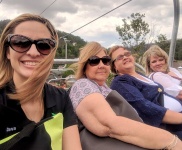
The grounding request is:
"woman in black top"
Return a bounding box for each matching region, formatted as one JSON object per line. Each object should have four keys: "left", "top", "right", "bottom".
{"left": 0, "top": 13, "right": 81, "bottom": 150}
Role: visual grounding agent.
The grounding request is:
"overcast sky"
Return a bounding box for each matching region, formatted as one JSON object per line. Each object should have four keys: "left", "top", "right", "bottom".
{"left": 0, "top": 0, "right": 181, "bottom": 48}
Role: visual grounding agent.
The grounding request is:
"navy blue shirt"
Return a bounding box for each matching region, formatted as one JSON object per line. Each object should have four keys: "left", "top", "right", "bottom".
{"left": 110, "top": 74, "right": 167, "bottom": 127}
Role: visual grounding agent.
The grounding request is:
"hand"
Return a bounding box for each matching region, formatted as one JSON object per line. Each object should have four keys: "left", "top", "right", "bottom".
{"left": 176, "top": 90, "right": 182, "bottom": 100}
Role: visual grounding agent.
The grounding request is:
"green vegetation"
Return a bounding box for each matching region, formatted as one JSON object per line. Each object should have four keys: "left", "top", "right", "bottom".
{"left": 116, "top": 12, "right": 182, "bottom": 63}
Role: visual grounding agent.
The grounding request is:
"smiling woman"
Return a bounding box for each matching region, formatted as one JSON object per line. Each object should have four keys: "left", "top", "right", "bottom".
{"left": 109, "top": 45, "right": 182, "bottom": 141}
{"left": 0, "top": 13, "right": 82, "bottom": 150}
{"left": 143, "top": 44, "right": 182, "bottom": 100}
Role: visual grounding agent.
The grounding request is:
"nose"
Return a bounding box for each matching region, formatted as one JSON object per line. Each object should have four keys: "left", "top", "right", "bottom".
{"left": 98, "top": 60, "right": 105, "bottom": 68}
{"left": 123, "top": 55, "right": 128, "bottom": 60}
{"left": 156, "top": 61, "right": 161, "bottom": 65}
{"left": 26, "top": 44, "right": 41, "bottom": 57}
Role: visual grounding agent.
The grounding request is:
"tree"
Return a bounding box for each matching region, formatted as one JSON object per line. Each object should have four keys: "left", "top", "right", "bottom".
{"left": 116, "top": 13, "right": 150, "bottom": 63}
{"left": 155, "top": 34, "right": 170, "bottom": 54}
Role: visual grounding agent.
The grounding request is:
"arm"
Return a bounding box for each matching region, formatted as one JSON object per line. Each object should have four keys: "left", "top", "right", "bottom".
{"left": 176, "top": 91, "right": 182, "bottom": 100}
{"left": 110, "top": 77, "right": 182, "bottom": 125}
{"left": 62, "top": 125, "right": 82, "bottom": 150}
{"left": 153, "top": 73, "right": 182, "bottom": 98}
{"left": 58, "top": 89, "right": 82, "bottom": 150}
{"left": 76, "top": 92, "right": 182, "bottom": 149}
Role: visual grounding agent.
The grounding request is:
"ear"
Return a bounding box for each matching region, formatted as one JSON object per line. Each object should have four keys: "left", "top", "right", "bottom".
{"left": 6, "top": 48, "right": 10, "bottom": 59}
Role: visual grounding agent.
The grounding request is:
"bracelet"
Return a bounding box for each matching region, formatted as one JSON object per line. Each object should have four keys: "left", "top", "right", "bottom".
{"left": 161, "top": 135, "right": 178, "bottom": 150}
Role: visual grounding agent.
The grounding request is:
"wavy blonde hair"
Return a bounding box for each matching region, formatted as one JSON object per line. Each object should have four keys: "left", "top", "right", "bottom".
{"left": 0, "top": 13, "right": 58, "bottom": 103}
{"left": 76, "top": 42, "right": 107, "bottom": 79}
{"left": 143, "top": 45, "right": 169, "bottom": 76}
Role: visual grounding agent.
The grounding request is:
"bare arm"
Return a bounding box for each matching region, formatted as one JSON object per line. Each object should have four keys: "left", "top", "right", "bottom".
{"left": 76, "top": 93, "right": 182, "bottom": 149}
{"left": 162, "top": 109, "right": 182, "bottom": 124}
{"left": 62, "top": 125, "right": 82, "bottom": 150}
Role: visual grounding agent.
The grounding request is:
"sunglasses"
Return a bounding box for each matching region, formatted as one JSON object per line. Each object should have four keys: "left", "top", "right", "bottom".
{"left": 7, "top": 34, "right": 56, "bottom": 55}
{"left": 113, "top": 51, "right": 131, "bottom": 62}
{"left": 87, "top": 56, "right": 111, "bottom": 66}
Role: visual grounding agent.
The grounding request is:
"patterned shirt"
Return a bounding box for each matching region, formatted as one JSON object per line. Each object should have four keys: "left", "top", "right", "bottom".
{"left": 69, "top": 78, "right": 111, "bottom": 110}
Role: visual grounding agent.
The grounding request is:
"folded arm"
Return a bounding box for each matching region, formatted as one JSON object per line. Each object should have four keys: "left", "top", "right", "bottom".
{"left": 76, "top": 93, "right": 180, "bottom": 149}
{"left": 153, "top": 73, "right": 182, "bottom": 98}
{"left": 111, "top": 78, "right": 182, "bottom": 125}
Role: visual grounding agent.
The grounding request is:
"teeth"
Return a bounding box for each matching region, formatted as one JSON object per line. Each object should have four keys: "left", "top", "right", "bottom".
{"left": 24, "top": 62, "right": 39, "bottom": 66}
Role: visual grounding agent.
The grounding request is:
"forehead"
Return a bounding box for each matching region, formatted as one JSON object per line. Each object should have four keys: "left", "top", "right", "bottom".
{"left": 13, "top": 21, "right": 51, "bottom": 39}
{"left": 95, "top": 50, "right": 106, "bottom": 57}
{"left": 112, "top": 47, "right": 128, "bottom": 56}
{"left": 150, "top": 55, "right": 163, "bottom": 59}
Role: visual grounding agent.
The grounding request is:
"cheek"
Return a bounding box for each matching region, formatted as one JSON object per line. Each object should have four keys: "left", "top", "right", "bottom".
{"left": 150, "top": 63, "right": 155, "bottom": 69}
{"left": 162, "top": 60, "right": 166, "bottom": 65}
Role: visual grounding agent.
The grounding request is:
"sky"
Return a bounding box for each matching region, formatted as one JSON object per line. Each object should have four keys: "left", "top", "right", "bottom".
{"left": 0, "top": 0, "right": 181, "bottom": 48}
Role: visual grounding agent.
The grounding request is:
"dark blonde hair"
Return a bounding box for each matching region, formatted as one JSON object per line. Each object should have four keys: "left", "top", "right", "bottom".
{"left": 109, "top": 45, "right": 127, "bottom": 74}
{"left": 76, "top": 42, "right": 107, "bottom": 79}
{"left": 143, "top": 45, "right": 169, "bottom": 75}
{"left": 0, "top": 13, "right": 58, "bottom": 103}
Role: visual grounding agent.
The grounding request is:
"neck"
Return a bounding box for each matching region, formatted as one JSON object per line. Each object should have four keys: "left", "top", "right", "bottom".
{"left": 118, "top": 68, "right": 136, "bottom": 76}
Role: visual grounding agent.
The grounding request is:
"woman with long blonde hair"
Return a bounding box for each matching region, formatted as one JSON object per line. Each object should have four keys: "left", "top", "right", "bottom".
{"left": 0, "top": 13, "right": 81, "bottom": 150}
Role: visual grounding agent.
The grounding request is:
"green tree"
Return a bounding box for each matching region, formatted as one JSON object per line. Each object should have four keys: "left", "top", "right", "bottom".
{"left": 155, "top": 34, "right": 170, "bottom": 54}
{"left": 116, "top": 13, "right": 150, "bottom": 63}
{"left": 175, "top": 39, "right": 182, "bottom": 60}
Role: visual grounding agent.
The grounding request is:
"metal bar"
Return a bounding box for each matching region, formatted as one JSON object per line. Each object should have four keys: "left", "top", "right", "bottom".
{"left": 53, "top": 58, "right": 79, "bottom": 64}
{"left": 168, "top": 0, "right": 180, "bottom": 67}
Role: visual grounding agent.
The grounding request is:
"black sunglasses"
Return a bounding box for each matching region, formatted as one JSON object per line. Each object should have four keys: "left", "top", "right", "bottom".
{"left": 7, "top": 34, "right": 56, "bottom": 55}
{"left": 87, "top": 56, "right": 111, "bottom": 66}
{"left": 113, "top": 51, "right": 131, "bottom": 62}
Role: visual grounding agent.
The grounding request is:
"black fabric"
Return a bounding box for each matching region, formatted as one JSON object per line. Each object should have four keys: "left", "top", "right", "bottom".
{"left": 0, "top": 115, "right": 54, "bottom": 150}
{"left": 0, "top": 83, "right": 77, "bottom": 149}
{"left": 43, "top": 83, "right": 77, "bottom": 128}
{"left": 79, "top": 90, "right": 148, "bottom": 150}
{"left": 0, "top": 121, "right": 36, "bottom": 150}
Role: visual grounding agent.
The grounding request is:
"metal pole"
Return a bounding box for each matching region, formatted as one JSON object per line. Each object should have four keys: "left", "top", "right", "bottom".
{"left": 65, "top": 41, "right": 67, "bottom": 59}
{"left": 168, "top": 0, "right": 180, "bottom": 67}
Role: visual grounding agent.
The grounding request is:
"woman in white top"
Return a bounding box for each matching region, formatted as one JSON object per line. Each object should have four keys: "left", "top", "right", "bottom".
{"left": 143, "top": 45, "right": 182, "bottom": 100}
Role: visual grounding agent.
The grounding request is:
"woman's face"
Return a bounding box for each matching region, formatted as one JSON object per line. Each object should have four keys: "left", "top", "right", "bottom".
{"left": 6, "top": 21, "right": 52, "bottom": 85}
{"left": 112, "top": 47, "right": 135, "bottom": 74}
{"left": 149, "top": 55, "right": 167, "bottom": 72}
{"left": 85, "top": 50, "right": 111, "bottom": 86}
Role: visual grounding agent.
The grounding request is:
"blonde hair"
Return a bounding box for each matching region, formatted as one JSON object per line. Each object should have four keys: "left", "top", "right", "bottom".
{"left": 0, "top": 13, "right": 58, "bottom": 103}
{"left": 76, "top": 42, "right": 107, "bottom": 79}
{"left": 108, "top": 45, "right": 126, "bottom": 74}
{"left": 143, "top": 45, "right": 169, "bottom": 75}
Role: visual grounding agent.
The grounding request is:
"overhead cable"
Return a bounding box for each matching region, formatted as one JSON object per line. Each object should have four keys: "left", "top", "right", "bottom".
{"left": 40, "top": 0, "right": 57, "bottom": 15}
{"left": 62, "top": 0, "right": 132, "bottom": 38}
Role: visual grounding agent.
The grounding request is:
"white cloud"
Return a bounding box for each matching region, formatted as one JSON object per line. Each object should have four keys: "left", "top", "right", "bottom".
{"left": 0, "top": 0, "right": 181, "bottom": 48}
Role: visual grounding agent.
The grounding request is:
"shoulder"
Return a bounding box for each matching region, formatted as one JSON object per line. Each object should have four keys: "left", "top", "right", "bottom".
{"left": 45, "top": 83, "right": 67, "bottom": 94}
{"left": 71, "top": 78, "right": 100, "bottom": 92}
{"left": 69, "top": 78, "right": 104, "bottom": 110}
{"left": 150, "top": 72, "right": 167, "bottom": 79}
{"left": 44, "top": 83, "right": 69, "bottom": 103}
{"left": 170, "top": 67, "right": 181, "bottom": 75}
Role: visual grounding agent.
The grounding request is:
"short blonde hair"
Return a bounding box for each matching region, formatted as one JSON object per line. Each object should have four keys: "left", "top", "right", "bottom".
{"left": 76, "top": 42, "right": 107, "bottom": 79}
{"left": 109, "top": 45, "right": 127, "bottom": 74}
{"left": 143, "top": 45, "right": 169, "bottom": 75}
